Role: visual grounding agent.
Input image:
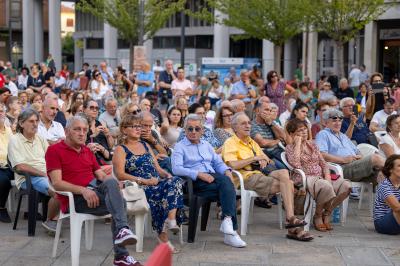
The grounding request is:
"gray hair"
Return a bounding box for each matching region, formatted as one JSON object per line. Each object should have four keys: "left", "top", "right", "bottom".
{"left": 240, "top": 69, "right": 248, "bottom": 75}
{"left": 105, "top": 96, "right": 117, "bottom": 106}
{"left": 183, "top": 114, "right": 203, "bottom": 128}
{"left": 322, "top": 108, "right": 343, "bottom": 121}
{"left": 339, "top": 97, "right": 355, "bottom": 109}
{"left": 339, "top": 78, "right": 348, "bottom": 86}
{"left": 139, "top": 111, "right": 154, "bottom": 121}
{"left": 231, "top": 112, "right": 248, "bottom": 128}
{"left": 270, "top": 103, "right": 279, "bottom": 110}
{"left": 16, "top": 108, "right": 40, "bottom": 133}
{"left": 66, "top": 115, "right": 88, "bottom": 129}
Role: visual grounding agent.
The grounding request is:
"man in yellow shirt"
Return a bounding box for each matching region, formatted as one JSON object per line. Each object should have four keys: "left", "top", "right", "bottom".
{"left": 8, "top": 108, "right": 59, "bottom": 233}
{"left": 0, "top": 102, "right": 13, "bottom": 223}
{"left": 221, "top": 112, "right": 313, "bottom": 241}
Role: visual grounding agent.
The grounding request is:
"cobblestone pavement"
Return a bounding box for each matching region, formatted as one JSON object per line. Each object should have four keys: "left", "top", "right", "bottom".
{"left": 0, "top": 198, "right": 399, "bottom": 266}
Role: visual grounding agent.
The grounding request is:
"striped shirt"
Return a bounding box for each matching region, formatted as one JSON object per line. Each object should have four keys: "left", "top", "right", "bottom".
{"left": 373, "top": 178, "right": 400, "bottom": 221}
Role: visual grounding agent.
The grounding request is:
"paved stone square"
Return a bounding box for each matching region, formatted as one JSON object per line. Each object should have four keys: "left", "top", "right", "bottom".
{"left": 0, "top": 198, "right": 400, "bottom": 266}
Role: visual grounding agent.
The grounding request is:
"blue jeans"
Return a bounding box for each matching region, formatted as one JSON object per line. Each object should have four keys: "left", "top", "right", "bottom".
{"left": 374, "top": 211, "right": 400, "bottom": 235}
{"left": 193, "top": 173, "right": 238, "bottom": 230}
{"left": 20, "top": 176, "right": 50, "bottom": 196}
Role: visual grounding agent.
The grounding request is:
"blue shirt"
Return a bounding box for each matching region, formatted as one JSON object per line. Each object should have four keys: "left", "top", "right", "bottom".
{"left": 177, "top": 126, "right": 221, "bottom": 148}
{"left": 231, "top": 80, "right": 255, "bottom": 103}
{"left": 171, "top": 137, "right": 230, "bottom": 180}
{"left": 315, "top": 128, "right": 359, "bottom": 157}
{"left": 340, "top": 116, "right": 370, "bottom": 144}
{"left": 374, "top": 178, "right": 400, "bottom": 221}
{"left": 137, "top": 71, "right": 155, "bottom": 95}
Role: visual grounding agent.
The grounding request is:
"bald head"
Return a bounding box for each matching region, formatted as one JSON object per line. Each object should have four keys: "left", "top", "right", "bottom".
{"left": 231, "top": 99, "right": 246, "bottom": 113}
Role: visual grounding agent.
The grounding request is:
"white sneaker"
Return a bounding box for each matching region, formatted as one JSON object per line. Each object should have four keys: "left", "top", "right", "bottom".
{"left": 220, "top": 217, "right": 235, "bottom": 235}
{"left": 164, "top": 219, "right": 180, "bottom": 234}
{"left": 224, "top": 232, "right": 247, "bottom": 248}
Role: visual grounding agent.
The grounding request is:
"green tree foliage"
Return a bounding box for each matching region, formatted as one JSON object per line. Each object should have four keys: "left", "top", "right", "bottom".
{"left": 76, "top": 0, "right": 185, "bottom": 69}
{"left": 311, "top": 0, "right": 389, "bottom": 77}
{"left": 192, "top": 0, "right": 312, "bottom": 73}
{"left": 62, "top": 33, "right": 75, "bottom": 56}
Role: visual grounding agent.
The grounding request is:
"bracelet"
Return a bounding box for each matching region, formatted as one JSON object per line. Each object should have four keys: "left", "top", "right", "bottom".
{"left": 136, "top": 177, "right": 142, "bottom": 185}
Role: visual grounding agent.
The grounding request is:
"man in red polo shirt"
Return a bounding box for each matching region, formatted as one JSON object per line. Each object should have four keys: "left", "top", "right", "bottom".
{"left": 45, "top": 115, "right": 142, "bottom": 266}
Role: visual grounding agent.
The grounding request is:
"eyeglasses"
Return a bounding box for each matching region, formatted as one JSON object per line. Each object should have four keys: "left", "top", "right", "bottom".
{"left": 95, "top": 73, "right": 101, "bottom": 77}
{"left": 131, "top": 109, "right": 141, "bottom": 115}
{"left": 329, "top": 116, "right": 343, "bottom": 121}
{"left": 271, "top": 74, "right": 278, "bottom": 78}
{"left": 124, "top": 124, "right": 142, "bottom": 130}
{"left": 89, "top": 106, "right": 99, "bottom": 111}
{"left": 222, "top": 113, "right": 233, "bottom": 118}
{"left": 186, "top": 126, "right": 202, "bottom": 132}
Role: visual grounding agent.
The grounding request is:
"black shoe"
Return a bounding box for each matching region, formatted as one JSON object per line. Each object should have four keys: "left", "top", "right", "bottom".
{"left": 0, "top": 208, "right": 12, "bottom": 223}
{"left": 254, "top": 198, "right": 272, "bottom": 209}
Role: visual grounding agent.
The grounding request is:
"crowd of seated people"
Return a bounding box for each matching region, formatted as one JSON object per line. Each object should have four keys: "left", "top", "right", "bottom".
{"left": 1, "top": 58, "right": 400, "bottom": 266}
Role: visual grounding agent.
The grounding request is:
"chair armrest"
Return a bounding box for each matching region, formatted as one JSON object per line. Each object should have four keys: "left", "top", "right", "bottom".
{"left": 232, "top": 170, "right": 245, "bottom": 192}
{"left": 179, "top": 176, "right": 194, "bottom": 203}
{"left": 292, "top": 168, "right": 307, "bottom": 189}
{"left": 54, "top": 190, "right": 76, "bottom": 214}
{"left": 327, "top": 162, "right": 344, "bottom": 178}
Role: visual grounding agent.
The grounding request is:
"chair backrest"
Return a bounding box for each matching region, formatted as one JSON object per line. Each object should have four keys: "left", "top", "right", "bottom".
{"left": 374, "top": 131, "right": 387, "bottom": 143}
{"left": 357, "top": 143, "right": 379, "bottom": 157}
{"left": 145, "top": 243, "right": 172, "bottom": 266}
{"left": 280, "top": 152, "right": 293, "bottom": 170}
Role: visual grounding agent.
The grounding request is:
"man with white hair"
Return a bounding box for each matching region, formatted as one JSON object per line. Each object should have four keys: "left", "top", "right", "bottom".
{"left": 38, "top": 98, "right": 65, "bottom": 144}
{"left": 99, "top": 97, "right": 120, "bottom": 137}
{"left": 172, "top": 114, "right": 247, "bottom": 247}
{"left": 222, "top": 112, "right": 312, "bottom": 241}
{"left": 46, "top": 116, "right": 141, "bottom": 266}
{"left": 99, "top": 61, "right": 115, "bottom": 89}
{"left": 316, "top": 108, "right": 385, "bottom": 185}
{"left": 335, "top": 78, "right": 354, "bottom": 100}
{"left": 44, "top": 92, "right": 67, "bottom": 127}
{"left": 222, "top": 78, "right": 233, "bottom": 100}
{"left": 231, "top": 99, "right": 246, "bottom": 113}
{"left": 339, "top": 97, "right": 370, "bottom": 144}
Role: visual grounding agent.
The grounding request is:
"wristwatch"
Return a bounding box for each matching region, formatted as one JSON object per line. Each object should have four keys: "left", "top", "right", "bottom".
{"left": 271, "top": 121, "right": 279, "bottom": 127}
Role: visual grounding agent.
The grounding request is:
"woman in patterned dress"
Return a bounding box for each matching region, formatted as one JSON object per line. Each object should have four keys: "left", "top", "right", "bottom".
{"left": 113, "top": 113, "right": 183, "bottom": 252}
{"left": 285, "top": 118, "right": 351, "bottom": 232}
{"left": 264, "top": 70, "right": 295, "bottom": 115}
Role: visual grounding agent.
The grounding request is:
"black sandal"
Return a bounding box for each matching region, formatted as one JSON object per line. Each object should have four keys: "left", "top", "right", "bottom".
{"left": 254, "top": 198, "right": 272, "bottom": 209}
{"left": 285, "top": 216, "right": 307, "bottom": 229}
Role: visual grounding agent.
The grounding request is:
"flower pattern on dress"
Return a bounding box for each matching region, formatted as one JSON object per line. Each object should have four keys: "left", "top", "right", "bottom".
{"left": 121, "top": 142, "right": 184, "bottom": 234}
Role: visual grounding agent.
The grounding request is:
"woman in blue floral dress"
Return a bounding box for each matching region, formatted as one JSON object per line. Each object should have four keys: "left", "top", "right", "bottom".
{"left": 113, "top": 114, "right": 183, "bottom": 252}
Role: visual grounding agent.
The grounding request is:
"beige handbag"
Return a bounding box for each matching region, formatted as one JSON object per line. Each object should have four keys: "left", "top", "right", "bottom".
{"left": 121, "top": 181, "right": 150, "bottom": 215}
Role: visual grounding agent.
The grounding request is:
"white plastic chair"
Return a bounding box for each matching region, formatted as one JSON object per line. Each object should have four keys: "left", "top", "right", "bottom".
{"left": 233, "top": 170, "right": 283, "bottom": 235}
{"left": 281, "top": 153, "right": 349, "bottom": 231}
{"left": 52, "top": 191, "right": 111, "bottom": 266}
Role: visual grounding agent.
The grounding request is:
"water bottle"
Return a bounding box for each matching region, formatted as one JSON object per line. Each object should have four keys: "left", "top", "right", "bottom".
{"left": 331, "top": 207, "right": 340, "bottom": 223}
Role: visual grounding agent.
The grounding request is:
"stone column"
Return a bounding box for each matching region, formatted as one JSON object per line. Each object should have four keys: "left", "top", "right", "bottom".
{"left": 303, "top": 31, "right": 318, "bottom": 82}
{"left": 34, "top": 0, "right": 43, "bottom": 62}
{"left": 262, "top": 40, "right": 274, "bottom": 78}
{"left": 284, "top": 38, "right": 297, "bottom": 80}
{"left": 104, "top": 23, "right": 118, "bottom": 68}
{"left": 364, "top": 21, "right": 378, "bottom": 73}
{"left": 49, "top": 0, "right": 62, "bottom": 70}
{"left": 213, "top": 10, "right": 229, "bottom": 58}
{"left": 23, "top": 0, "right": 35, "bottom": 66}
{"left": 74, "top": 39, "right": 83, "bottom": 72}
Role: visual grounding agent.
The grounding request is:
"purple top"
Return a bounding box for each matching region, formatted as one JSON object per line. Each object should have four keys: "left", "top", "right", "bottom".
{"left": 265, "top": 81, "right": 286, "bottom": 115}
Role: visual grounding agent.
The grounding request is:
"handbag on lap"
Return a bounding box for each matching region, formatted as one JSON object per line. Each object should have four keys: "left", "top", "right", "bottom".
{"left": 121, "top": 181, "right": 150, "bottom": 215}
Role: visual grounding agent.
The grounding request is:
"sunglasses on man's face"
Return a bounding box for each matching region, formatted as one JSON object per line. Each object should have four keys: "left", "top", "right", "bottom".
{"left": 329, "top": 116, "right": 343, "bottom": 121}
{"left": 186, "top": 126, "right": 202, "bottom": 132}
{"left": 89, "top": 106, "right": 99, "bottom": 111}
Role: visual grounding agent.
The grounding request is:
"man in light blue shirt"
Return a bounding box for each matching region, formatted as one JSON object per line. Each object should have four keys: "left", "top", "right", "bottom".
{"left": 172, "top": 114, "right": 246, "bottom": 248}
{"left": 231, "top": 70, "right": 257, "bottom": 103}
{"left": 315, "top": 109, "right": 384, "bottom": 183}
{"left": 136, "top": 62, "right": 155, "bottom": 96}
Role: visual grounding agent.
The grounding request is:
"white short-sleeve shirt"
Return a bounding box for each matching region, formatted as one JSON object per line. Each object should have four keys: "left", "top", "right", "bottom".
{"left": 38, "top": 120, "right": 65, "bottom": 142}
{"left": 371, "top": 110, "right": 396, "bottom": 130}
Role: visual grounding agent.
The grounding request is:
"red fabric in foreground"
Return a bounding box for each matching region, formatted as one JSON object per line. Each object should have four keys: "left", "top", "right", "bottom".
{"left": 145, "top": 243, "right": 172, "bottom": 266}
